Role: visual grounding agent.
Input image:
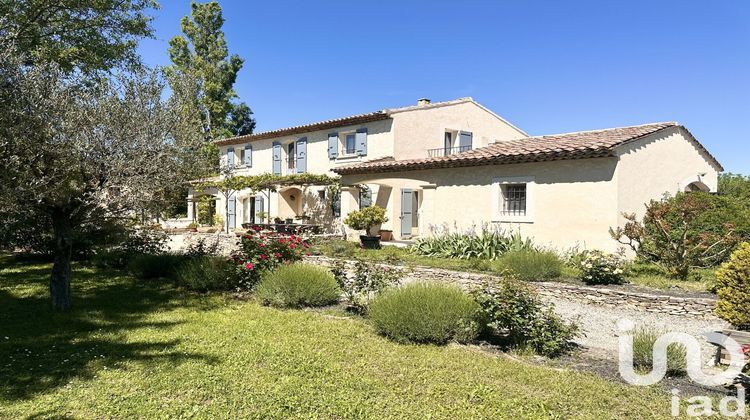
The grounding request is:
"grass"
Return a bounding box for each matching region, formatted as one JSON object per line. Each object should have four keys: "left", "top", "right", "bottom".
{"left": 313, "top": 240, "right": 715, "bottom": 293}
{"left": 0, "top": 254, "right": 685, "bottom": 418}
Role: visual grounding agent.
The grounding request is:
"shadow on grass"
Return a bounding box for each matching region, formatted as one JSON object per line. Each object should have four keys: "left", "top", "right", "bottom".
{"left": 0, "top": 255, "right": 220, "bottom": 401}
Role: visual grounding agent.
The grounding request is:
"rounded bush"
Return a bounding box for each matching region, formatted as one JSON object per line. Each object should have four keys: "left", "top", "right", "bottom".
{"left": 255, "top": 264, "right": 340, "bottom": 308}
{"left": 579, "top": 250, "right": 625, "bottom": 285}
{"left": 368, "top": 283, "right": 481, "bottom": 345}
{"left": 497, "top": 250, "right": 562, "bottom": 281}
{"left": 715, "top": 242, "right": 750, "bottom": 329}
{"left": 175, "top": 256, "right": 237, "bottom": 291}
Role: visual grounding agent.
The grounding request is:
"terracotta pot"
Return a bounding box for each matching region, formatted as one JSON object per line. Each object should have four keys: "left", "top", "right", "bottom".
{"left": 378, "top": 230, "right": 393, "bottom": 241}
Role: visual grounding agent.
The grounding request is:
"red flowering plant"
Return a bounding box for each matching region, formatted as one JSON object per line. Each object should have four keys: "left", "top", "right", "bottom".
{"left": 230, "top": 233, "right": 309, "bottom": 290}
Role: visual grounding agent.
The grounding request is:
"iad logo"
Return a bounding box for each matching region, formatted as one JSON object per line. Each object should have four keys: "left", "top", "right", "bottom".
{"left": 617, "top": 319, "right": 748, "bottom": 417}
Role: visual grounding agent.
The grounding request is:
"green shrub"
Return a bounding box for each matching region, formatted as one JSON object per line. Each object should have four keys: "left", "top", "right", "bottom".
{"left": 368, "top": 283, "right": 482, "bottom": 345}
{"left": 412, "top": 225, "right": 534, "bottom": 260}
{"left": 343, "top": 205, "right": 388, "bottom": 236}
{"left": 631, "top": 327, "right": 687, "bottom": 376}
{"left": 715, "top": 242, "right": 750, "bottom": 329}
{"left": 497, "top": 250, "right": 562, "bottom": 281}
{"left": 175, "top": 256, "right": 238, "bottom": 291}
{"left": 128, "top": 253, "right": 188, "bottom": 280}
{"left": 471, "top": 280, "right": 578, "bottom": 357}
{"left": 255, "top": 264, "right": 340, "bottom": 308}
{"left": 579, "top": 250, "right": 625, "bottom": 285}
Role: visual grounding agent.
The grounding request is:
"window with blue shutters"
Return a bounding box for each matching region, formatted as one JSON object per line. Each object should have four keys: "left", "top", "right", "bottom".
{"left": 272, "top": 142, "right": 281, "bottom": 174}
{"left": 345, "top": 134, "right": 356, "bottom": 155}
{"left": 227, "top": 148, "right": 235, "bottom": 168}
{"left": 327, "top": 133, "right": 338, "bottom": 159}
{"left": 355, "top": 128, "right": 368, "bottom": 156}
{"left": 243, "top": 144, "right": 252, "bottom": 167}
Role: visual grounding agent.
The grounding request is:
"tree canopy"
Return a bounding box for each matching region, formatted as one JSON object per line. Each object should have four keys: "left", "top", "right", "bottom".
{"left": 0, "top": 0, "right": 158, "bottom": 73}
{"left": 0, "top": 41, "right": 204, "bottom": 310}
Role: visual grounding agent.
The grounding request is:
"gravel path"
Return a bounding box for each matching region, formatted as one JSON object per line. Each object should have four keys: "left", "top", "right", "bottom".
{"left": 545, "top": 296, "right": 729, "bottom": 361}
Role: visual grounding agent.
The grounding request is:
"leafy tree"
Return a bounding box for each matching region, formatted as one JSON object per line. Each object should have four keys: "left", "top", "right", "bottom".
{"left": 0, "top": 0, "right": 157, "bottom": 73}
{"left": 719, "top": 172, "right": 750, "bottom": 202}
{"left": 167, "top": 1, "right": 254, "bottom": 141}
{"left": 610, "top": 192, "right": 741, "bottom": 279}
{"left": 0, "top": 44, "right": 203, "bottom": 310}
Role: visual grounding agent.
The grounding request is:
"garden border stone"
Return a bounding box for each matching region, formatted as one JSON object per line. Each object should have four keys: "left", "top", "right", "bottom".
{"left": 303, "top": 255, "right": 717, "bottom": 318}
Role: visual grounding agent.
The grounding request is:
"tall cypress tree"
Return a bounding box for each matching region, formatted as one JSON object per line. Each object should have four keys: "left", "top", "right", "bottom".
{"left": 168, "top": 1, "right": 255, "bottom": 142}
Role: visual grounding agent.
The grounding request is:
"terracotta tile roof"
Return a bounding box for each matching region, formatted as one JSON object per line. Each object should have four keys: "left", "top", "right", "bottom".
{"left": 213, "top": 97, "right": 521, "bottom": 147}
{"left": 214, "top": 111, "right": 389, "bottom": 146}
{"left": 333, "top": 122, "right": 723, "bottom": 175}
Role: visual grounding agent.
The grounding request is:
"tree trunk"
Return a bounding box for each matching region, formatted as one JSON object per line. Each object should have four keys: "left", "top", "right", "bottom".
{"left": 50, "top": 210, "right": 73, "bottom": 311}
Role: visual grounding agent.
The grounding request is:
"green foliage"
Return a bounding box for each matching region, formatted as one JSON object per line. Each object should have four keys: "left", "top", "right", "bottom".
{"left": 255, "top": 264, "right": 340, "bottom": 308}
{"left": 719, "top": 172, "right": 750, "bottom": 202}
{"left": 631, "top": 327, "right": 687, "bottom": 376}
{"left": 368, "top": 283, "right": 482, "bottom": 345}
{"left": 128, "top": 254, "right": 189, "bottom": 280}
{"left": 1, "top": 0, "right": 157, "bottom": 73}
{"left": 175, "top": 256, "right": 238, "bottom": 291}
{"left": 167, "top": 0, "right": 253, "bottom": 140}
{"left": 497, "top": 250, "right": 562, "bottom": 281}
{"left": 123, "top": 225, "right": 169, "bottom": 255}
{"left": 343, "top": 206, "right": 388, "bottom": 235}
{"left": 579, "top": 250, "right": 625, "bottom": 285}
{"left": 331, "top": 259, "right": 401, "bottom": 314}
{"left": 412, "top": 225, "right": 535, "bottom": 260}
{"left": 0, "top": 256, "right": 684, "bottom": 418}
{"left": 471, "top": 280, "right": 578, "bottom": 357}
{"left": 611, "top": 192, "right": 743, "bottom": 279}
{"left": 715, "top": 242, "right": 750, "bottom": 329}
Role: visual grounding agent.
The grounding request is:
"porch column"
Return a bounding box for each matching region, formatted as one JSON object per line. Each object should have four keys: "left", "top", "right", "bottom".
{"left": 186, "top": 188, "right": 197, "bottom": 222}
{"left": 340, "top": 186, "right": 359, "bottom": 240}
{"left": 419, "top": 184, "right": 437, "bottom": 238}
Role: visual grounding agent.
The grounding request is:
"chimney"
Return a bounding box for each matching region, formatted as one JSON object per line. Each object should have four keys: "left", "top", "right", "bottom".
{"left": 417, "top": 98, "right": 431, "bottom": 107}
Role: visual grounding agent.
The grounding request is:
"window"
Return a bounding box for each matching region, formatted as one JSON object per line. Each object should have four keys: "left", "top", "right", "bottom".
{"left": 444, "top": 132, "right": 453, "bottom": 154}
{"left": 501, "top": 185, "right": 526, "bottom": 216}
{"left": 287, "top": 143, "right": 295, "bottom": 169}
{"left": 345, "top": 134, "right": 356, "bottom": 155}
{"left": 493, "top": 176, "right": 534, "bottom": 223}
{"left": 359, "top": 188, "right": 372, "bottom": 209}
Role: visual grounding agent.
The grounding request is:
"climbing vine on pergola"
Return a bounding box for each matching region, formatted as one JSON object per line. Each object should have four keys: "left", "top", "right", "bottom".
{"left": 191, "top": 173, "right": 343, "bottom": 231}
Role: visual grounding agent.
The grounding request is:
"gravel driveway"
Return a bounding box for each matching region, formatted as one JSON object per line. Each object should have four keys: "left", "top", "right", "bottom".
{"left": 545, "top": 296, "right": 729, "bottom": 362}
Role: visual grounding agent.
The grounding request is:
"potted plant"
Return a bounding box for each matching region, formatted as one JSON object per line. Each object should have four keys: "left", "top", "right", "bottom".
{"left": 187, "top": 222, "right": 198, "bottom": 232}
{"left": 343, "top": 206, "right": 389, "bottom": 249}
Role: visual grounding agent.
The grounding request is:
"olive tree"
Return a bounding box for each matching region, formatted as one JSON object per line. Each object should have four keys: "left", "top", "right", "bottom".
{"left": 0, "top": 43, "right": 203, "bottom": 310}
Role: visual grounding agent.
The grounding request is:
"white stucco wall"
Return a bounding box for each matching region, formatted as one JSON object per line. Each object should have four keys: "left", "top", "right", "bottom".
{"left": 343, "top": 158, "right": 621, "bottom": 252}
{"left": 614, "top": 126, "right": 721, "bottom": 225}
{"left": 390, "top": 101, "right": 527, "bottom": 160}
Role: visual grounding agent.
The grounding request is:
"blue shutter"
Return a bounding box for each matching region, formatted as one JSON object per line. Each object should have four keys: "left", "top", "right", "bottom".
{"left": 459, "top": 131, "right": 473, "bottom": 151}
{"left": 327, "top": 133, "right": 338, "bottom": 159}
{"left": 272, "top": 142, "right": 281, "bottom": 174}
{"left": 296, "top": 137, "right": 307, "bottom": 173}
{"left": 227, "top": 148, "right": 235, "bottom": 168}
{"left": 228, "top": 196, "right": 236, "bottom": 229}
{"left": 355, "top": 128, "right": 368, "bottom": 156}
{"left": 244, "top": 144, "right": 252, "bottom": 167}
{"left": 254, "top": 195, "right": 264, "bottom": 222}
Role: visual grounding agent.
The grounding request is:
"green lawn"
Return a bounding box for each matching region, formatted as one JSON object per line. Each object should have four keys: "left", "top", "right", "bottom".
{"left": 312, "top": 240, "right": 714, "bottom": 293}
{"left": 1, "top": 255, "right": 682, "bottom": 418}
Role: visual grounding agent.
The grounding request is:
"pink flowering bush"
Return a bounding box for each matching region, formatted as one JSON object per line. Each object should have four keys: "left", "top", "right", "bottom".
{"left": 230, "top": 233, "right": 310, "bottom": 290}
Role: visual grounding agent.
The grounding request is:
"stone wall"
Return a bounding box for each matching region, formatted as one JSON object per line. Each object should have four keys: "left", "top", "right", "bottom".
{"left": 304, "top": 256, "right": 717, "bottom": 318}
{"left": 167, "top": 232, "right": 241, "bottom": 256}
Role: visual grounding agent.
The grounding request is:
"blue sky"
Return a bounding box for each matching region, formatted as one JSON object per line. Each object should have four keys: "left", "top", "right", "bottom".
{"left": 138, "top": 1, "right": 749, "bottom": 173}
